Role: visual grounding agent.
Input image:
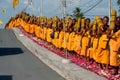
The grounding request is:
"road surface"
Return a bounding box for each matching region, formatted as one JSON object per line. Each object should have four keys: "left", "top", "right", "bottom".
{"left": 0, "top": 29, "right": 65, "bottom": 80}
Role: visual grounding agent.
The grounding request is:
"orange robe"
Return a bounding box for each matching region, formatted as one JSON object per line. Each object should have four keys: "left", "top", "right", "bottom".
{"left": 8, "top": 21, "right": 13, "bottom": 28}
{"left": 52, "top": 31, "right": 59, "bottom": 47}
{"left": 81, "top": 32, "right": 90, "bottom": 57}
{"left": 87, "top": 37, "right": 94, "bottom": 58}
{"left": 109, "top": 30, "right": 120, "bottom": 66}
{"left": 46, "top": 28, "right": 53, "bottom": 43}
{"left": 67, "top": 32, "right": 75, "bottom": 51}
{"left": 43, "top": 27, "right": 47, "bottom": 40}
{"left": 23, "top": 22, "right": 27, "bottom": 31}
{"left": 12, "top": 20, "right": 16, "bottom": 27}
{"left": 16, "top": 18, "right": 21, "bottom": 27}
{"left": 17, "top": 18, "right": 23, "bottom": 26}
{"left": 61, "top": 32, "right": 69, "bottom": 49}
{"left": 74, "top": 34, "right": 82, "bottom": 55}
{"left": 95, "top": 34, "right": 109, "bottom": 64}
{"left": 13, "top": 20, "right": 17, "bottom": 27}
{"left": 91, "top": 37, "right": 99, "bottom": 59}
{"left": 40, "top": 27, "right": 43, "bottom": 39}
{"left": 29, "top": 24, "right": 35, "bottom": 34}
{"left": 26, "top": 23, "right": 30, "bottom": 33}
{"left": 21, "top": 19, "right": 25, "bottom": 29}
{"left": 35, "top": 25, "right": 41, "bottom": 38}
{"left": 58, "top": 31, "right": 64, "bottom": 49}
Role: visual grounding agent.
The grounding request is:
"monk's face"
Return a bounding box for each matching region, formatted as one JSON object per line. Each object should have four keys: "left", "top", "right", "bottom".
{"left": 85, "top": 19, "right": 90, "bottom": 27}
{"left": 103, "top": 17, "right": 109, "bottom": 26}
{"left": 74, "top": 28, "right": 77, "bottom": 32}
{"left": 116, "top": 17, "right": 120, "bottom": 27}
{"left": 72, "top": 19, "right": 76, "bottom": 25}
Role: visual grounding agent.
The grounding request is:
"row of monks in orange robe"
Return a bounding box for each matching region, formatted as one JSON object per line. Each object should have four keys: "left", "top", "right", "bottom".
{"left": 6, "top": 11, "right": 120, "bottom": 75}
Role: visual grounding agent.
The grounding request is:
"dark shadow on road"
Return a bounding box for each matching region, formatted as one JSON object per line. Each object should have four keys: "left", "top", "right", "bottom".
{"left": 0, "top": 48, "right": 23, "bottom": 56}
{"left": 0, "top": 75, "right": 12, "bottom": 80}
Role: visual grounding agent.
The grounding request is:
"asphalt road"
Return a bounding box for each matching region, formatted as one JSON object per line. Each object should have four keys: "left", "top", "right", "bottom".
{"left": 0, "top": 29, "right": 65, "bottom": 80}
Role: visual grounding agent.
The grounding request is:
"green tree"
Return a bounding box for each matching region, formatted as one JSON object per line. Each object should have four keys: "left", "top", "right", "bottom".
{"left": 117, "top": 0, "right": 120, "bottom": 6}
{"left": 117, "top": 0, "right": 120, "bottom": 14}
{"left": 73, "top": 7, "right": 84, "bottom": 19}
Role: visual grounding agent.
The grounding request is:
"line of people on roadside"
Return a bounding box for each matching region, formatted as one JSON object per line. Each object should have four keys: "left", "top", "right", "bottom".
{"left": 5, "top": 11, "right": 120, "bottom": 75}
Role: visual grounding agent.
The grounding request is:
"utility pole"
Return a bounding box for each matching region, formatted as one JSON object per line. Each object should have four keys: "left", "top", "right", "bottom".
{"left": 63, "top": 0, "right": 68, "bottom": 60}
{"left": 60, "top": 0, "right": 66, "bottom": 18}
{"left": 109, "top": 0, "right": 112, "bottom": 23}
{"left": 63, "top": 0, "right": 66, "bottom": 17}
{"left": 60, "top": 0, "right": 71, "bottom": 63}
{"left": 40, "top": 0, "right": 43, "bottom": 16}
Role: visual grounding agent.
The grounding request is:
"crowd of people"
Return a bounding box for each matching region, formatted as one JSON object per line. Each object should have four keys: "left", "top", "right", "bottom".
{"left": 5, "top": 10, "right": 120, "bottom": 75}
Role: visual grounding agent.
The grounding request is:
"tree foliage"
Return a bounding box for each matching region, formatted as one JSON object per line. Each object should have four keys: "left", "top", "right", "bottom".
{"left": 72, "top": 7, "right": 84, "bottom": 19}
{"left": 117, "top": 0, "right": 120, "bottom": 14}
{"left": 117, "top": 0, "right": 120, "bottom": 5}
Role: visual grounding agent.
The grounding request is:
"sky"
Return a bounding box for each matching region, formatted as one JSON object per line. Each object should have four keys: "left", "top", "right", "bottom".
{"left": 0, "top": 0, "right": 119, "bottom": 29}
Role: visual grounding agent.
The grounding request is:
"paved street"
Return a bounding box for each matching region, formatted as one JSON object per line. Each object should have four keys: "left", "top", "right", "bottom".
{"left": 0, "top": 29, "right": 65, "bottom": 80}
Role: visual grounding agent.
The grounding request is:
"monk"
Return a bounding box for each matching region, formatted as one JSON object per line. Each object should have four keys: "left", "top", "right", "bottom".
{"left": 46, "top": 24, "right": 53, "bottom": 43}
{"left": 95, "top": 26, "right": 110, "bottom": 73}
{"left": 81, "top": 18, "right": 91, "bottom": 59}
{"left": 73, "top": 25, "right": 82, "bottom": 56}
{"left": 102, "top": 16, "right": 109, "bottom": 31}
{"left": 61, "top": 25, "right": 69, "bottom": 49}
{"left": 67, "top": 19, "right": 76, "bottom": 51}
{"left": 24, "top": 16, "right": 30, "bottom": 33}
{"left": 58, "top": 18, "right": 64, "bottom": 48}
{"left": 35, "top": 24, "right": 41, "bottom": 38}
{"left": 90, "top": 30, "right": 99, "bottom": 63}
{"left": 42, "top": 18, "right": 48, "bottom": 40}
{"left": 109, "top": 16, "right": 120, "bottom": 75}
{"left": 57, "top": 21, "right": 64, "bottom": 49}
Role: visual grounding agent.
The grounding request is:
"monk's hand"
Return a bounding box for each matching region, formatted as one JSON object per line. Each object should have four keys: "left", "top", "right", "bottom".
{"left": 112, "top": 38, "right": 117, "bottom": 41}
{"left": 118, "top": 54, "right": 120, "bottom": 58}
